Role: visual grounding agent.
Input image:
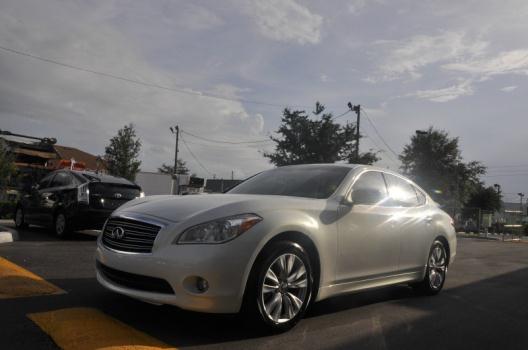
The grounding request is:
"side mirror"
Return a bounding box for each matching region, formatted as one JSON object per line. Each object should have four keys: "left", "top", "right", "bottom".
{"left": 351, "top": 188, "right": 384, "bottom": 205}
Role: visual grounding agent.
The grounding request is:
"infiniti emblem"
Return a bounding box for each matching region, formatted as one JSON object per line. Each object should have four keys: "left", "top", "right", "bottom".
{"left": 110, "top": 226, "right": 125, "bottom": 240}
{"left": 114, "top": 193, "right": 123, "bottom": 199}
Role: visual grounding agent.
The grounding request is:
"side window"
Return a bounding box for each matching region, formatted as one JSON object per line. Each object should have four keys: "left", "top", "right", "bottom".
{"left": 383, "top": 174, "right": 419, "bottom": 207}
{"left": 351, "top": 171, "right": 388, "bottom": 205}
{"left": 414, "top": 186, "right": 427, "bottom": 206}
{"left": 49, "top": 172, "right": 72, "bottom": 188}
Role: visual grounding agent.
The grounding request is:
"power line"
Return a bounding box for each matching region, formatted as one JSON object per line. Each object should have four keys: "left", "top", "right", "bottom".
{"left": 361, "top": 107, "right": 400, "bottom": 159}
{"left": 486, "top": 164, "right": 528, "bottom": 169}
{"left": 0, "top": 44, "right": 312, "bottom": 109}
{"left": 181, "top": 129, "right": 272, "bottom": 144}
{"left": 332, "top": 110, "right": 351, "bottom": 120}
{"left": 362, "top": 130, "right": 399, "bottom": 166}
{"left": 482, "top": 173, "right": 528, "bottom": 177}
{"left": 180, "top": 135, "right": 213, "bottom": 175}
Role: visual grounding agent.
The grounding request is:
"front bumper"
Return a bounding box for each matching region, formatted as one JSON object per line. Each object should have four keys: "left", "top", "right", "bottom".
{"left": 95, "top": 216, "right": 258, "bottom": 313}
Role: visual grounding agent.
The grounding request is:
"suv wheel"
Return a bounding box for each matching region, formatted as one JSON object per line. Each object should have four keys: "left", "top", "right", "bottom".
{"left": 244, "top": 241, "right": 313, "bottom": 332}
{"left": 15, "top": 207, "right": 28, "bottom": 229}
{"left": 54, "top": 211, "right": 70, "bottom": 238}
{"left": 412, "top": 240, "right": 448, "bottom": 295}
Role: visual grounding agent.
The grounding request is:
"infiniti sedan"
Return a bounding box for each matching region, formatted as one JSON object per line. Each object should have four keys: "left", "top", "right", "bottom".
{"left": 95, "top": 164, "right": 456, "bottom": 331}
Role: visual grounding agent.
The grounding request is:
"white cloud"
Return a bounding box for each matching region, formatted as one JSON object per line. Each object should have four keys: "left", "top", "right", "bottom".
{"left": 368, "top": 32, "right": 488, "bottom": 81}
{"left": 178, "top": 4, "right": 224, "bottom": 31}
{"left": 0, "top": 0, "right": 270, "bottom": 178}
{"left": 348, "top": 0, "right": 367, "bottom": 15}
{"left": 407, "top": 79, "right": 474, "bottom": 102}
{"left": 443, "top": 49, "right": 528, "bottom": 78}
{"left": 348, "top": 0, "right": 384, "bottom": 15}
{"left": 500, "top": 85, "right": 518, "bottom": 92}
{"left": 245, "top": 0, "right": 323, "bottom": 45}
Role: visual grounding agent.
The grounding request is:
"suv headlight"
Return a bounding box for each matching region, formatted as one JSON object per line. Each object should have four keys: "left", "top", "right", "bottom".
{"left": 176, "top": 214, "right": 262, "bottom": 244}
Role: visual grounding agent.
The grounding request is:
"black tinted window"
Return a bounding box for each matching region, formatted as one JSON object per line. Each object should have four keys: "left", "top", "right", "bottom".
{"left": 384, "top": 174, "right": 419, "bottom": 207}
{"left": 228, "top": 166, "right": 351, "bottom": 199}
{"left": 50, "top": 172, "right": 72, "bottom": 187}
{"left": 351, "top": 171, "right": 388, "bottom": 205}
{"left": 39, "top": 174, "right": 54, "bottom": 189}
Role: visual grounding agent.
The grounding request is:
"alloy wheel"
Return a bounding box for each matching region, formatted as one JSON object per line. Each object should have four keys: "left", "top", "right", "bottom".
{"left": 55, "top": 214, "right": 66, "bottom": 236}
{"left": 260, "top": 253, "right": 308, "bottom": 324}
{"left": 428, "top": 243, "right": 447, "bottom": 290}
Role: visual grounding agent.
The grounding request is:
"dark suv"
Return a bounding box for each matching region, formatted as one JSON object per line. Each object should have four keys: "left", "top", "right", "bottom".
{"left": 14, "top": 170, "right": 143, "bottom": 237}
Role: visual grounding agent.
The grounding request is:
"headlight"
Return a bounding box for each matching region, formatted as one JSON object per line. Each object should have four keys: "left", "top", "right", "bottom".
{"left": 176, "top": 213, "right": 262, "bottom": 244}
{"left": 139, "top": 191, "right": 145, "bottom": 198}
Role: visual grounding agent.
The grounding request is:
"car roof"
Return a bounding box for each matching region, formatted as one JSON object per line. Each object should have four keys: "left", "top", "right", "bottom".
{"left": 54, "top": 169, "right": 138, "bottom": 186}
{"left": 277, "top": 163, "right": 359, "bottom": 170}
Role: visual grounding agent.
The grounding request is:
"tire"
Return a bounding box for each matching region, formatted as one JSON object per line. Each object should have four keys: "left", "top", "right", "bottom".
{"left": 14, "top": 206, "right": 28, "bottom": 229}
{"left": 53, "top": 211, "right": 71, "bottom": 238}
{"left": 412, "top": 239, "right": 448, "bottom": 295}
{"left": 243, "top": 241, "right": 313, "bottom": 333}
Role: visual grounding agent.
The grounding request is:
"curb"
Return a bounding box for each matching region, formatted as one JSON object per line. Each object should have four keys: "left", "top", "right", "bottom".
{"left": 0, "top": 231, "right": 15, "bottom": 244}
{"left": 0, "top": 224, "right": 18, "bottom": 244}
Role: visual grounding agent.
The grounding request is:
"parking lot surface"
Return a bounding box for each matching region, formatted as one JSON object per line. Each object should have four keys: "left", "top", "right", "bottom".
{"left": 1, "top": 222, "right": 528, "bottom": 349}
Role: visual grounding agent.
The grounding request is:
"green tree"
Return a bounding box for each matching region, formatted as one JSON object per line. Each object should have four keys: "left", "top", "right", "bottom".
{"left": 465, "top": 185, "right": 502, "bottom": 212}
{"left": 104, "top": 124, "right": 141, "bottom": 181}
{"left": 158, "top": 160, "right": 189, "bottom": 175}
{"left": 399, "top": 127, "right": 485, "bottom": 206}
{"left": 0, "top": 139, "right": 16, "bottom": 193}
{"left": 265, "top": 102, "right": 379, "bottom": 166}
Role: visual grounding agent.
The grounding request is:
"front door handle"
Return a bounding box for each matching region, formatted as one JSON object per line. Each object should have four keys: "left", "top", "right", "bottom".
{"left": 425, "top": 216, "right": 433, "bottom": 223}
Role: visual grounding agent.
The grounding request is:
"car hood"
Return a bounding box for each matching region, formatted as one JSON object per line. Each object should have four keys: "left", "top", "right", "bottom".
{"left": 114, "top": 193, "right": 307, "bottom": 223}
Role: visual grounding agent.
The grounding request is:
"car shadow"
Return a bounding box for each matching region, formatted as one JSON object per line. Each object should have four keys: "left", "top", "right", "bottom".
{"left": 4, "top": 268, "right": 528, "bottom": 349}
{"left": 4, "top": 222, "right": 98, "bottom": 242}
{"left": 95, "top": 267, "right": 528, "bottom": 348}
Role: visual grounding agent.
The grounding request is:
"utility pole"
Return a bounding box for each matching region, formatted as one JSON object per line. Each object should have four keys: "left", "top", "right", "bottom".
{"left": 494, "top": 184, "right": 502, "bottom": 235}
{"left": 170, "top": 126, "right": 179, "bottom": 195}
{"left": 347, "top": 102, "right": 361, "bottom": 161}
{"left": 518, "top": 192, "right": 525, "bottom": 218}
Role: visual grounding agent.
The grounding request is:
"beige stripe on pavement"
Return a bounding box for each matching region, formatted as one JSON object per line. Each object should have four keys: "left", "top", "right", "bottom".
{"left": 0, "top": 256, "right": 64, "bottom": 299}
{"left": 28, "top": 307, "right": 176, "bottom": 350}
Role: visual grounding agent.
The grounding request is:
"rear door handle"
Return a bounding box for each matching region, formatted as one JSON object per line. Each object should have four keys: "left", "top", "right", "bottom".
{"left": 425, "top": 217, "right": 433, "bottom": 223}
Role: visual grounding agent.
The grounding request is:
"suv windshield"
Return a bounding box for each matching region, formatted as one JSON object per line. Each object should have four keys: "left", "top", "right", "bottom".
{"left": 228, "top": 165, "right": 351, "bottom": 199}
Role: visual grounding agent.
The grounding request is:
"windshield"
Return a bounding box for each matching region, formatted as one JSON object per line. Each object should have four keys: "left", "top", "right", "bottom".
{"left": 228, "top": 165, "right": 351, "bottom": 199}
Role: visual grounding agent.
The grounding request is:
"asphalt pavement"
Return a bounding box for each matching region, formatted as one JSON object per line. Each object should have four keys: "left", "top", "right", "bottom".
{"left": 1, "top": 221, "right": 528, "bottom": 349}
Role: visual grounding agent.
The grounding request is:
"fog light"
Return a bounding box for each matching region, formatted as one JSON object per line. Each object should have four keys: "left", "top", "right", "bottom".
{"left": 196, "top": 277, "right": 209, "bottom": 292}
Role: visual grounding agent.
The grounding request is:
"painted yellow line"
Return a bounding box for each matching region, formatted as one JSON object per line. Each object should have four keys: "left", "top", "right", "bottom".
{"left": 0, "top": 256, "right": 64, "bottom": 299}
{"left": 28, "top": 307, "right": 176, "bottom": 350}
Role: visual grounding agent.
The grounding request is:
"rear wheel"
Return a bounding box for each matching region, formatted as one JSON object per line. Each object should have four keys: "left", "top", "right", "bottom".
{"left": 412, "top": 240, "right": 448, "bottom": 295}
{"left": 243, "top": 241, "right": 313, "bottom": 332}
{"left": 14, "top": 207, "right": 28, "bottom": 229}
{"left": 54, "top": 211, "right": 70, "bottom": 238}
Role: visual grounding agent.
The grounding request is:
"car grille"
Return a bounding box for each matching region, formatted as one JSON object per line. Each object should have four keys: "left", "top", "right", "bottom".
{"left": 102, "top": 217, "right": 161, "bottom": 253}
{"left": 97, "top": 261, "right": 174, "bottom": 294}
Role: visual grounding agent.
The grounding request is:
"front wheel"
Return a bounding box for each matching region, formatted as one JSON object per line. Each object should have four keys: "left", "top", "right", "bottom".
{"left": 54, "top": 211, "right": 71, "bottom": 238}
{"left": 412, "top": 240, "right": 448, "bottom": 295}
{"left": 243, "top": 241, "right": 313, "bottom": 332}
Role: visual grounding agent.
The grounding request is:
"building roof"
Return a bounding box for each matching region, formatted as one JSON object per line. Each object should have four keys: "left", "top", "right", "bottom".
{"left": 53, "top": 145, "right": 104, "bottom": 171}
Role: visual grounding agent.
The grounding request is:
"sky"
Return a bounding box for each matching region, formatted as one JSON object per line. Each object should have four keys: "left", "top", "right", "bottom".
{"left": 1, "top": 0, "right": 527, "bottom": 202}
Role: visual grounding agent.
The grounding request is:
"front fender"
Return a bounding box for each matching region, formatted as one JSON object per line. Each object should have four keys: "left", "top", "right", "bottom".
{"left": 237, "top": 208, "right": 339, "bottom": 304}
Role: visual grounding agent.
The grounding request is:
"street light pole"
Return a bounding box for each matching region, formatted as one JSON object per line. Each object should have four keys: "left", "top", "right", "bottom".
{"left": 170, "top": 126, "right": 179, "bottom": 195}
{"left": 347, "top": 103, "right": 361, "bottom": 161}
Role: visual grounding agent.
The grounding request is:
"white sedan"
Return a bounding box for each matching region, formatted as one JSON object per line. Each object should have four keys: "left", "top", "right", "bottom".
{"left": 95, "top": 164, "right": 456, "bottom": 332}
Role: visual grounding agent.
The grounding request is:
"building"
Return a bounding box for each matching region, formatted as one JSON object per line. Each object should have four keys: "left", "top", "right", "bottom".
{"left": 1, "top": 131, "right": 106, "bottom": 199}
